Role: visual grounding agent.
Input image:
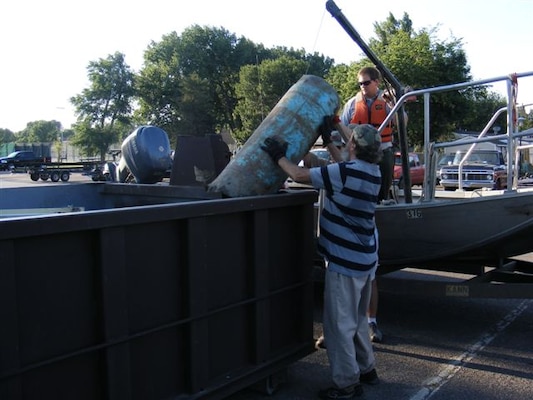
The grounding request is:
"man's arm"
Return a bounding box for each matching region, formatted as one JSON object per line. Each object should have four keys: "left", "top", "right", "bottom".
{"left": 327, "top": 122, "right": 353, "bottom": 162}
{"left": 278, "top": 157, "right": 311, "bottom": 184}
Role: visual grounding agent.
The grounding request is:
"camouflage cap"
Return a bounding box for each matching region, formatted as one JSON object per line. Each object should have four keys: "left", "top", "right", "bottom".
{"left": 348, "top": 124, "right": 381, "bottom": 149}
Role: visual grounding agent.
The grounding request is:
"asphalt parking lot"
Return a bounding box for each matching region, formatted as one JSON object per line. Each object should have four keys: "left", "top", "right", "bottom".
{"left": 228, "top": 283, "right": 533, "bottom": 400}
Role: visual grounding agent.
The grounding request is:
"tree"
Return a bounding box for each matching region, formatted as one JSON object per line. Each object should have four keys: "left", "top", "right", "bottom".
{"left": 233, "top": 56, "right": 309, "bottom": 143}
{"left": 459, "top": 90, "right": 507, "bottom": 133}
{"left": 135, "top": 25, "right": 336, "bottom": 146}
{"left": 179, "top": 73, "right": 216, "bottom": 136}
{"left": 16, "top": 120, "right": 62, "bottom": 143}
{"left": 326, "top": 63, "right": 356, "bottom": 105}
{"left": 518, "top": 105, "right": 533, "bottom": 131}
{"left": 70, "top": 52, "right": 135, "bottom": 160}
{"left": 232, "top": 50, "right": 335, "bottom": 144}
{"left": 266, "top": 46, "right": 335, "bottom": 77}
{"left": 177, "top": 25, "right": 259, "bottom": 133}
{"left": 0, "top": 128, "right": 16, "bottom": 145}
{"left": 326, "top": 12, "right": 501, "bottom": 147}
{"left": 136, "top": 26, "right": 261, "bottom": 145}
{"left": 134, "top": 32, "right": 185, "bottom": 141}
{"left": 372, "top": 14, "right": 471, "bottom": 145}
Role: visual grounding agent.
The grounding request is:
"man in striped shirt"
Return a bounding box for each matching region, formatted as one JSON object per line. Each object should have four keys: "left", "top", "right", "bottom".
{"left": 261, "top": 122, "right": 382, "bottom": 399}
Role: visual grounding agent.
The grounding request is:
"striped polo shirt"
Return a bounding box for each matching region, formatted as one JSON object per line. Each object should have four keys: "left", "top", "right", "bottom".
{"left": 310, "top": 159, "right": 381, "bottom": 276}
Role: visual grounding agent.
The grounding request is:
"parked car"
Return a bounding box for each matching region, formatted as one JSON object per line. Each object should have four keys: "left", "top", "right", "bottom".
{"left": 393, "top": 152, "right": 425, "bottom": 188}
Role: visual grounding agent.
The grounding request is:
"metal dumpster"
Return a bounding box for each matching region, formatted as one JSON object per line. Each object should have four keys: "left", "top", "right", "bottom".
{"left": 0, "top": 183, "right": 317, "bottom": 400}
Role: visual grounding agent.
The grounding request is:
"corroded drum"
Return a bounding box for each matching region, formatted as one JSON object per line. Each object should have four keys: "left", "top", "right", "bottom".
{"left": 208, "top": 75, "right": 340, "bottom": 197}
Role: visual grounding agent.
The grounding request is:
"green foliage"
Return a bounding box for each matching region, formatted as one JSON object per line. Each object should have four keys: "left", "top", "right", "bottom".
{"left": 61, "top": 128, "right": 75, "bottom": 141}
{"left": 516, "top": 106, "right": 533, "bottom": 133}
{"left": 459, "top": 90, "right": 507, "bottom": 133}
{"left": 0, "top": 127, "right": 16, "bottom": 145}
{"left": 177, "top": 25, "right": 257, "bottom": 133}
{"left": 233, "top": 56, "right": 309, "bottom": 144}
{"left": 232, "top": 51, "right": 335, "bottom": 144}
{"left": 71, "top": 52, "right": 135, "bottom": 159}
{"left": 322, "top": 12, "right": 510, "bottom": 149}
{"left": 179, "top": 73, "right": 217, "bottom": 136}
{"left": 334, "top": 13, "right": 496, "bottom": 147}
{"left": 373, "top": 12, "right": 414, "bottom": 44}
{"left": 327, "top": 61, "right": 371, "bottom": 104}
{"left": 135, "top": 27, "right": 336, "bottom": 146}
{"left": 134, "top": 32, "right": 186, "bottom": 142}
{"left": 266, "top": 46, "right": 335, "bottom": 77}
{"left": 70, "top": 120, "right": 131, "bottom": 160}
{"left": 135, "top": 26, "right": 261, "bottom": 145}
{"left": 16, "top": 120, "right": 62, "bottom": 143}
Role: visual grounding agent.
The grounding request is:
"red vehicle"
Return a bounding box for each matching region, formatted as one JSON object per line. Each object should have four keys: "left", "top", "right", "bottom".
{"left": 393, "top": 152, "right": 425, "bottom": 188}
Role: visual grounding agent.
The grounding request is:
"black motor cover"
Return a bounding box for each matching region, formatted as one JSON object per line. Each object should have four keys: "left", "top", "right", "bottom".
{"left": 121, "top": 126, "right": 172, "bottom": 184}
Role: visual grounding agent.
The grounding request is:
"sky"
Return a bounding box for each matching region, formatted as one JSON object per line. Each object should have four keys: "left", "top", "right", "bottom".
{"left": 1, "top": 0, "right": 532, "bottom": 132}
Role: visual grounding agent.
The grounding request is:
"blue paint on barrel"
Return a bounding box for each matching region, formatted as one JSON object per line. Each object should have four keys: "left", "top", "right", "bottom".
{"left": 208, "top": 75, "right": 340, "bottom": 197}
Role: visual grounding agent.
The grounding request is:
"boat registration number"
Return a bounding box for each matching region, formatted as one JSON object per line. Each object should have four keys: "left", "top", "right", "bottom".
{"left": 406, "top": 209, "right": 422, "bottom": 219}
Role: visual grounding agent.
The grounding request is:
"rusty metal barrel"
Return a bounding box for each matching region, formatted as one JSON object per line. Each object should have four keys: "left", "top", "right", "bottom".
{"left": 208, "top": 75, "right": 340, "bottom": 197}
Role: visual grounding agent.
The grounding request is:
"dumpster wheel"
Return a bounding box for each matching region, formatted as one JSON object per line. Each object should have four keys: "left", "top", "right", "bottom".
{"left": 252, "top": 369, "right": 287, "bottom": 395}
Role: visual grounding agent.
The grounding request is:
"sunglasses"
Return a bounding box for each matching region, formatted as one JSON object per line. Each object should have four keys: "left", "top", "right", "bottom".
{"left": 358, "top": 79, "right": 373, "bottom": 87}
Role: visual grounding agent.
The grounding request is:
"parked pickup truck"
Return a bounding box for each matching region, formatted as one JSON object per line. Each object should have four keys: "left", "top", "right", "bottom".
{"left": 393, "top": 152, "right": 425, "bottom": 188}
{"left": 0, "top": 150, "right": 51, "bottom": 171}
{"left": 438, "top": 149, "right": 507, "bottom": 190}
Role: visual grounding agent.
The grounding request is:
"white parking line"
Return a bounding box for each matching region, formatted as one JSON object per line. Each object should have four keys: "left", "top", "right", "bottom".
{"left": 409, "top": 299, "right": 532, "bottom": 400}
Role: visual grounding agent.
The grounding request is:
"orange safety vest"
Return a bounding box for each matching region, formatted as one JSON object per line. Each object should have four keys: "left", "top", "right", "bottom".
{"left": 350, "top": 92, "right": 393, "bottom": 143}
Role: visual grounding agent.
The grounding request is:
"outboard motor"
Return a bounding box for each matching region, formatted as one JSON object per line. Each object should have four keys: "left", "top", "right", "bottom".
{"left": 116, "top": 157, "right": 132, "bottom": 183}
{"left": 121, "top": 126, "right": 172, "bottom": 184}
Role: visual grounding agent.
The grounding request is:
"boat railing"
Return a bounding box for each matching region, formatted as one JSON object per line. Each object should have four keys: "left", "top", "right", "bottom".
{"left": 378, "top": 70, "right": 533, "bottom": 202}
{"left": 514, "top": 143, "right": 533, "bottom": 187}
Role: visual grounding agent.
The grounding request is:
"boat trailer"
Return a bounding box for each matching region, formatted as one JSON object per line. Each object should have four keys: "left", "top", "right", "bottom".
{"left": 377, "top": 257, "right": 533, "bottom": 299}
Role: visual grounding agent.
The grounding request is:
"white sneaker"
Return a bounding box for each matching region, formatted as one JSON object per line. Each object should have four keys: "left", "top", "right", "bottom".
{"left": 369, "top": 322, "right": 383, "bottom": 343}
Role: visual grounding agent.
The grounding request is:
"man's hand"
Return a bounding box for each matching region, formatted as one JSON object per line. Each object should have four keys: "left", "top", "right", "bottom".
{"left": 261, "top": 137, "right": 288, "bottom": 163}
{"left": 318, "top": 115, "right": 341, "bottom": 147}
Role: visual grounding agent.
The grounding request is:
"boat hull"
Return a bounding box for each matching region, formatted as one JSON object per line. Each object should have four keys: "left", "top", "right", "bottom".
{"left": 375, "top": 191, "right": 533, "bottom": 272}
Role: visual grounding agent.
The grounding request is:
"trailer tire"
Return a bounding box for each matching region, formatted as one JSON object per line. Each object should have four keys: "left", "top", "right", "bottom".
{"left": 60, "top": 171, "right": 70, "bottom": 182}
{"left": 40, "top": 173, "right": 50, "bottom": 181}
{"left": 30, "top": 172, "right": 40, "bottom": 181}
{"left": 50, "top": 171, "right": 60, "bottom": 182}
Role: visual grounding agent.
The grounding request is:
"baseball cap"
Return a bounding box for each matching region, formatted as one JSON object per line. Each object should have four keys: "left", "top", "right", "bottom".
{"left": 348, "top": 124, "right": 381, "bottom": 149}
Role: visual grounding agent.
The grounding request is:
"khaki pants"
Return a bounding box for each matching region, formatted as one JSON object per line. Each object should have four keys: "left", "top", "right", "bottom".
{"left": 323, "top": 270, "right": 375, "bottom": 388}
